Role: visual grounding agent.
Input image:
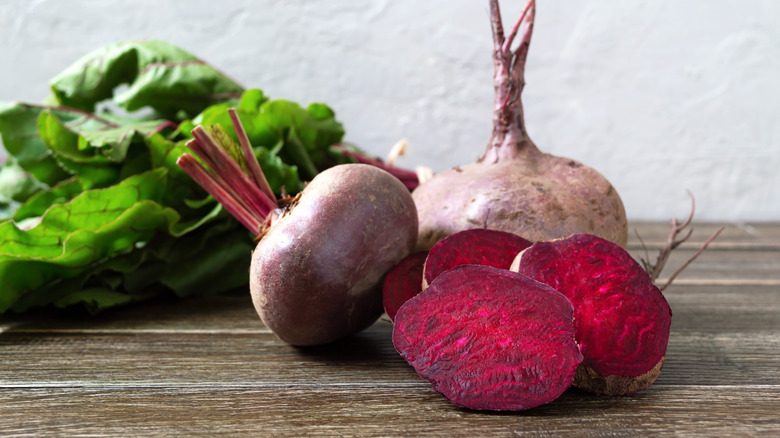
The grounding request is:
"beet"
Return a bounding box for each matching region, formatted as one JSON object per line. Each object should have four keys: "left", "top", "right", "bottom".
{"left": 382, "top": 251, "right": 428, "bottom": 322}
{"left": 412, "top": 0, "right": 627, "bottom": 251}
{"left": 178, "top": 110, "right": 418, "bottom": 346}
{"left": 393, "top": 265, "right": 583, "bottom": 411}
{"left": 422, "top": 228, "right": 531, "bottom": 289}
{"left": 511, "top": 234, "right": 672, "bottom": 395}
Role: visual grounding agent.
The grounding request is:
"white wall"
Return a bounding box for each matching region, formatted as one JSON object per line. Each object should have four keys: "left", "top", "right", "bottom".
{"left": 1, "top": 0, "right": 778, "bottom": 221}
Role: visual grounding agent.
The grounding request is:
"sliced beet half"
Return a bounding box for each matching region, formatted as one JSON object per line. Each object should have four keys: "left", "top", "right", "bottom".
{"left": 382, "top": 251, "right": 429, "bottom": 321}
{"left": 393, "top": 265, "right": 582, "bottom": 411}
{"left": 512, "top": 233, "right": 672, "bottom": 395}
{"left": 422, "top": 229, "right": 532, "bottom": 288}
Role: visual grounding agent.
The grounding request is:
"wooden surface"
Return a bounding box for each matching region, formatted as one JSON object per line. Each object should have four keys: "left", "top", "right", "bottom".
{"left": 1, "top": 222, "right": 778, "bottom": 437}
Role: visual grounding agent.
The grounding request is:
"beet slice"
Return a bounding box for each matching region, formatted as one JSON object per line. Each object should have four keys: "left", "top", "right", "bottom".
{"left": 512, "top": 234, "right": 672, "bottom": 395}
{"left": 393, "top": 265, "right": 583, "bottom": 411}
{"left": 422, "top": 229, "right": 532, "bottom": 288}
{"left": 382, "top": 251, "right": 429, "bottom": 321}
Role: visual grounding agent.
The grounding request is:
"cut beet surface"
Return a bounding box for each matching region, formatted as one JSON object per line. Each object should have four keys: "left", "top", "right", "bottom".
{"left": 393, "top": 265, "right": 583, "bottom": 411}
{"left": 382, "top": 251, "right": 429, "bottom": 321}
{"left": 512, "top": 234, "right": 672, "bottom": 395}
{"left": 422, "top": 229, "right": 532, "bottom": 289}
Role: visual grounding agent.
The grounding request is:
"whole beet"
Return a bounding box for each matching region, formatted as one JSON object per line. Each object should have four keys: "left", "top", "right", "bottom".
{"left": 413, "top": 0, "right": 627, "bottom": 250}
{"left": 250, "top": 164, "right": 418, "bottom": 346}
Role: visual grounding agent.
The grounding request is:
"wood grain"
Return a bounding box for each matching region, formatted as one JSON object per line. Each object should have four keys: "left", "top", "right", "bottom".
{"left": 1, "top": 386, "right": 778, "bottom": 437}
{"left": 0, "top": 222, "right": 778, "bottom": 437}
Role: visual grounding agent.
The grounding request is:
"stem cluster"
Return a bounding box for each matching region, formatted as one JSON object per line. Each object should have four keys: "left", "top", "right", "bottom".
{"left": 177, "top": 109, "right": 279, "bottom": 235}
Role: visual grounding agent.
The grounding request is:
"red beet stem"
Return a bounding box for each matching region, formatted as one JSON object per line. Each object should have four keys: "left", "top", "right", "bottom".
{"left": 187, "top": 132, "right": 277, "bottom": 217}
{"left": 177, "top": 113, "right": 282, "bottom": 236}
{"left": 333, "top": 143, "right": 420, "bottom": 190}
{"left": 227, "top": 108, "right": 276, "bottom": 201}
{"left": 177, "top": 153, "right": 265, "bottom": 234}
{"left": 154, "top": 120, "right": 179, "bottom": 134}
{"left": 482, "top": 0, "right": 539, "bottom": 164}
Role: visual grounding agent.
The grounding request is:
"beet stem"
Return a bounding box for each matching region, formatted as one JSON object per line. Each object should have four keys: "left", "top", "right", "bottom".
{"left": 190, "top": 127, "right": 278, "bottom": 216}
{"left": 483, "top": 0, "right": 538, "bottom": 164}
{"left": 176, "top": 153, "right": 264, "bottom": 234}
{"left": 511, "top": 2, "right": 536, "bottom": 80}
{"left": 500, "top": 0, "right": 534, "bottom": 55}
{"left": 186, "top": 138, "right": 275, "bottom": 222}
{"left": 490, "top": 0, "right": 506, "bottom": 51}
{"left": 227, "top": 108, "right": 277, "bottom": 201}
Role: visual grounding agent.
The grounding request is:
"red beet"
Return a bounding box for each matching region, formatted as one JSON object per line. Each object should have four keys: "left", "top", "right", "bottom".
{"left": 382, "top": 251, "right": 428, "bottom": 322}
{"left": 511, "top": 234, "right": 672, "bottom": 395}
{"left": 422, "top": 228, "right": 531, "bottom": 289}
{"left": 412, "top": 0, "right": 627, "bottom": 250}
{"left": 178, "top": 110, "right": 418, "bottom": 346}
{"left": 393, "top": 265, "right": 583, "bottom": 411}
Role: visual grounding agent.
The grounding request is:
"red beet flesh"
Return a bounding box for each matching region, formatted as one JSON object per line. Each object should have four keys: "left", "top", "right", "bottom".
{"left": 382, "top": 251, "right": 429, "bottom": 321}
{"left": 512, "top": 234, "right": 672, "bottom": 395}
{"left": 422, "top": 229, "right": 531, "bottom": 289}
{"left": 393, "top": 265, "right": 583, "bottom": 411}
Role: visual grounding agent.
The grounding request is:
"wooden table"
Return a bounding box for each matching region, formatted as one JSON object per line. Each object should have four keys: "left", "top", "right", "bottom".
{"left": 1, "top": 222, "right": 778, "bottom": 436}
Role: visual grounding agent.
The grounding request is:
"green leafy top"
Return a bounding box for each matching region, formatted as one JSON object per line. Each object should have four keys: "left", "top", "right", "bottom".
{"left": 0, "top": 40, "right": 357, "bottom": 315}
{"left": 50, "top": 40, "right": 244, "bottom": 119}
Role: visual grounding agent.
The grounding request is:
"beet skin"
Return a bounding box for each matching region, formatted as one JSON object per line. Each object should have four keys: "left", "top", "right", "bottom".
{"left": 393, "top": 265, "right": 583, "bottom": 411}
{"left": 411, "top": 0, "right": 627, "bottom": 250}
{"left": 513, "top": 234, "right": 672, "bottom": 395}
{"left": 251, "top": 164, "right": 418, "bottom": 346}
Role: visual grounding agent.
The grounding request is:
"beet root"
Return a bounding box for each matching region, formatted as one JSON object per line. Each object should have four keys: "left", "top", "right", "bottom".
{"left": 177, "top": 109, "right": 418, "bottom": 346}
{"left": 511, "top": 234, "right": 672, "bottom": 395}
{"left": 251, "top": 164, "right": 418, "bottom": 346}
{"left": 413, "top": 156, "right": 627, "bottom": 251}
{"left": 393, "top": 265, "right": 583, "bottom": 411}
{"left": 422, "top": 228, "right": 531, "bottom": 289}
{"left": 382, "top": 251, "right": 429, "bottom": 322}
{"left": 412, "top": 0, "right": 627, "bottom": 250}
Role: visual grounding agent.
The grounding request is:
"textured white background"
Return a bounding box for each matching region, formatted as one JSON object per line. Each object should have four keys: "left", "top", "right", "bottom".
{"left": 1, "top": 0, "right": 778, "bottom": 221}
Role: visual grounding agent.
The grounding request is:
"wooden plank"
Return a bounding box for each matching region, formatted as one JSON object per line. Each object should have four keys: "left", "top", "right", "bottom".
{"left": 628, "top": 222, "right": 780, "bottom": 249}
{"left": 3, "top": 283, "right": 777, "bottom": 334}
{"left": 2, "top": 320, "right": 778, "bottom": 388}
{"left": 628, "top": 246, "right": 780, "bottom": 282}
{"left": 665, "top": 285, "right": 780, "bottom": 333}
{"left": 0, "top": 292, "right": 262, "bottom": 333}
{"left": 0, "top": 386, "right": 777, "bottom": 437}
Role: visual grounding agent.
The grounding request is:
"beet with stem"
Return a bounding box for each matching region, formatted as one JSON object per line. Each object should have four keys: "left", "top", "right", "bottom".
{"left": 511, "top": 234, "right": 672, "bottom": 395}
{"left": 412, "top": 0, "right": 627, "bottom": 250}
{"left": 422, "top": 228, "right": 532, "bottom": 289}
{"left": 393, "top": 265, "right": 583, "bottom": 411}
{"left": 178, "top": 110, "right": 418, "bottom": 346}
